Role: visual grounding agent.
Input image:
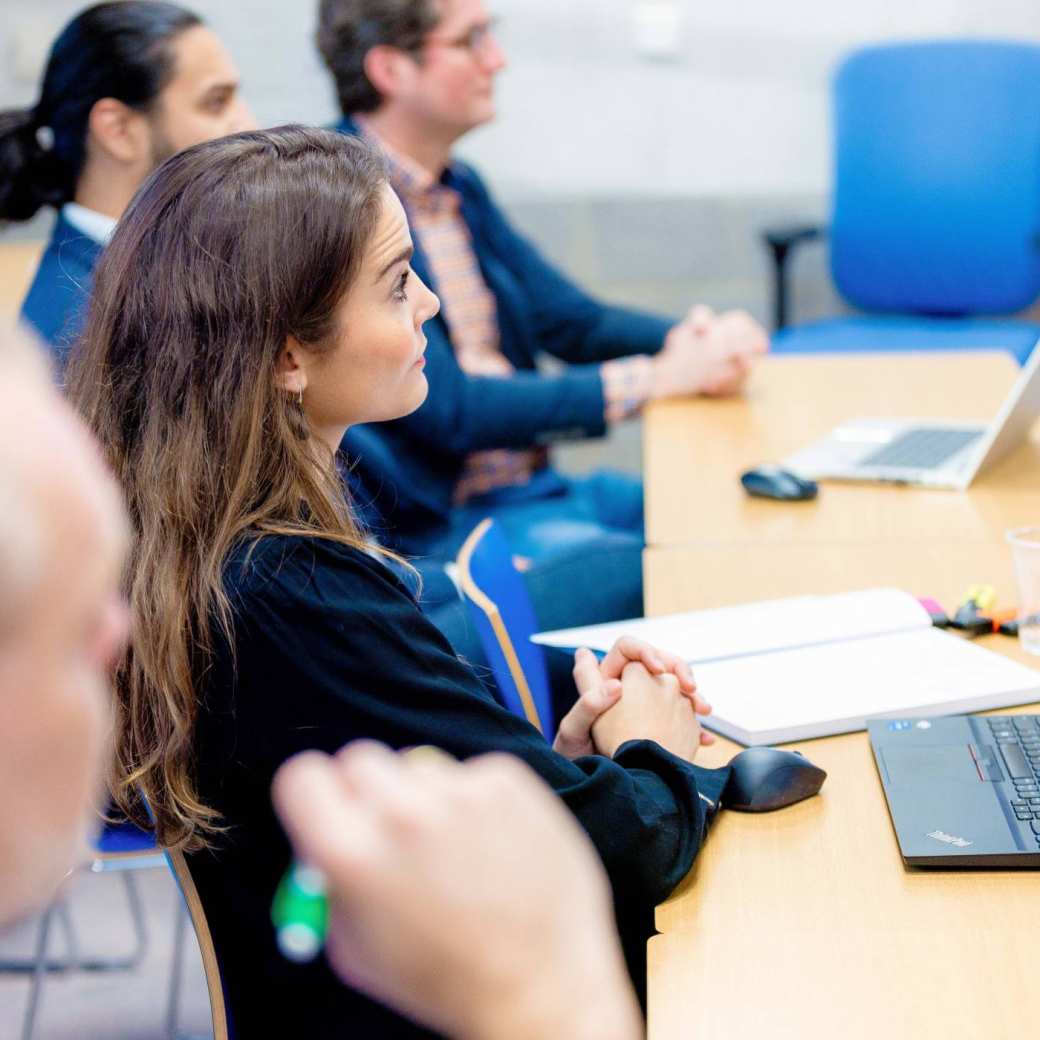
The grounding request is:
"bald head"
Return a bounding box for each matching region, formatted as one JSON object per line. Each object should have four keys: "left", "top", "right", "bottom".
{"left": 0, "top": 326, "right": 128, "bottom": 927}
{"left": 0, "top": 336, "right": 50, "bottom": 636}
{"left": 0, "top": 329, "right": 125, "bottom": 628}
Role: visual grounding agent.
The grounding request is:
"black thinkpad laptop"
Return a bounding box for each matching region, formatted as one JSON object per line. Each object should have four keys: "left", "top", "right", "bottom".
{"left": 869, "top": 715, "right": 1040, "bottom": 867}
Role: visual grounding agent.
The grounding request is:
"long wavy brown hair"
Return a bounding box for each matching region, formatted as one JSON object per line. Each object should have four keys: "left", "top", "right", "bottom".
{"left": 67, "top": 126, "right": 389, "bottom": 850}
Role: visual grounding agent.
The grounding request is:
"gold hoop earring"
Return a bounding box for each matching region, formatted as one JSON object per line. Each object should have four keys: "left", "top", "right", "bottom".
{"left": 297, "top": 388, "right": 303, "bottom": 407}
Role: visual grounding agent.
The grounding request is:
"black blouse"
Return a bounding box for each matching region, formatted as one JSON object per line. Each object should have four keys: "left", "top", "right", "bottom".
{"left": 186, "top": 535, "right": 728, "bottom": 1038}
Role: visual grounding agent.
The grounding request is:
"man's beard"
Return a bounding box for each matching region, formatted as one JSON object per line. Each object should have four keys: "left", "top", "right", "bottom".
{"left": 148, "top": 123, "right": 179, "bottom": 172}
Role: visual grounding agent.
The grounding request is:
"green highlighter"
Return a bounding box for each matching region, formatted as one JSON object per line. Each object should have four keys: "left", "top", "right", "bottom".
{"left": 272, "top": 746, "right": 450, "bottom": 961}
{"left": 271, "top": 863, "right": 329, "bottom": 962}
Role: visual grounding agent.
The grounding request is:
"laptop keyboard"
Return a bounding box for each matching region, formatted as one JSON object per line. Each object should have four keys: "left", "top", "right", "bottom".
{"left": 988, "top": 716, "right": 1040, "bottom": 844}
{"left": 859, "top": 428, "right": 982, "bottom": 470}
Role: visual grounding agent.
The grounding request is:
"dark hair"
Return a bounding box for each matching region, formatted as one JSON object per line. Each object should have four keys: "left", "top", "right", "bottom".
{"left": 316, "top": 0, "right": 440, "bottom": 115}
{"left": 0, "top": 1, "right": 201, "bottom": 222}
{"left": 67, "top": 126, "right": 390, "bottom": 850}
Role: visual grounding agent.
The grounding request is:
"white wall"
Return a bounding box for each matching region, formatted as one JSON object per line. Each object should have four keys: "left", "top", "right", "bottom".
{"left": 466, "top": 0, "right": 1040, "bottom": 197}
{"left": 3, "top": 0, "right": 1040, "bottom": 201}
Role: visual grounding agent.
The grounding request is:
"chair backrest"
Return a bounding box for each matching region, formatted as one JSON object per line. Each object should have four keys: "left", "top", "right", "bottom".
{"left": 165, "top": 849, "right": 231, "bottom": 1040}
{"left": 831, "top": 40, "right": 1040, "bottom": 316}
{"left": 456, "top": 518, "right": 554, "bottom": 735}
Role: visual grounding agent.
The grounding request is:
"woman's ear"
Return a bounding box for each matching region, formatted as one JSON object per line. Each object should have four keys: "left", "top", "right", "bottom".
{"left": 274, "top": 337, "right": 309, "bottom": 395}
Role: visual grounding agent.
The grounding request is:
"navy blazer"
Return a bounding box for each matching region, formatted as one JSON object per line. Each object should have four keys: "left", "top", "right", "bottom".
{"left": 20, "top": 211, "right": 102, "bottom": 364}
{"left": 336, "top": 117, "right": 674, "bottom": 552}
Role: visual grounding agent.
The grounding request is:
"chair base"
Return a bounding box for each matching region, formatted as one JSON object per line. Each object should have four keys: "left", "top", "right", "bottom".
{"left": 7, "top": 867, "right": 192, "bottom": 1040}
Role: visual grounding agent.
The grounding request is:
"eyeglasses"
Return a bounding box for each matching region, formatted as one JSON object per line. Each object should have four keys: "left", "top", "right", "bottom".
{"left": 421, "top": 17, "right": 500, "bottom": 58}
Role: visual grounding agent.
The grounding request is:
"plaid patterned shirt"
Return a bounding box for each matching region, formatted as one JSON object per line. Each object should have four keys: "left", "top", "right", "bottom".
{"left": 358, "top": 120, "right": 653, "bottom": 503}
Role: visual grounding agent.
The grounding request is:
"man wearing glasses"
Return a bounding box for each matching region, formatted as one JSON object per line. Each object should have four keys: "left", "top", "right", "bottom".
{"left": 320, "top": 0, "right": 768, "bottom": 671}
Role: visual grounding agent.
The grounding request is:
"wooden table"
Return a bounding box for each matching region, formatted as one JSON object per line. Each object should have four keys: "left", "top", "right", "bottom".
{"left": 642, "top": 354, "right": 1040, "bottom": 1040}
{"left": 0, "top": 242, "right": 43, "bottom": 319}
{"left": 644, "top": 352, "right": 1040, "bottom": 549}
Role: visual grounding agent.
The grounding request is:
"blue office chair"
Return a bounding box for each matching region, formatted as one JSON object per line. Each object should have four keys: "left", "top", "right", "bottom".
{"left": 9, "top": 817, "right": 195, "bottom": 1040}
{"left": 456, "top": 518, "right": 554, "bottom": 736}
{"left": 764, "top": 40, "right": 1040, "bottom": 363}
{"left": 11, "top": 819, "right": 168, "bottom": 1040}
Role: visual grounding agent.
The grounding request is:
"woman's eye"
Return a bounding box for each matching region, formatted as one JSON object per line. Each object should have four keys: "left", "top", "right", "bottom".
{"left": 393, "top": 270, "right": 410, "bottom": 301}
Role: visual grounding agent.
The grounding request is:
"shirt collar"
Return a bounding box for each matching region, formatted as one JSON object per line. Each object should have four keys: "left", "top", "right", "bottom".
{"left": 61, "top": 203, "right": 118, "bottom": 245}
{"left": 354, "top": 116, "right": 449, "bottom": 205}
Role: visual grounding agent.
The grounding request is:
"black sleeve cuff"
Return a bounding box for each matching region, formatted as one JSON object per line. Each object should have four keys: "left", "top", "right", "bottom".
{"left": 613, "top": 739, "right": 731, "bottom": 824}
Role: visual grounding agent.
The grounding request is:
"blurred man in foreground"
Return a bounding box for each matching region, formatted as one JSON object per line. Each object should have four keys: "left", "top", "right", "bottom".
{"left": 0, "top": 328, "right": 128, "bottom": 925}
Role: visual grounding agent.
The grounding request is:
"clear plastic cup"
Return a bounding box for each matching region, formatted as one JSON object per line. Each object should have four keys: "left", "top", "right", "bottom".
{"left": 1005, "top": 526, "right": 1040, "bottom": 654}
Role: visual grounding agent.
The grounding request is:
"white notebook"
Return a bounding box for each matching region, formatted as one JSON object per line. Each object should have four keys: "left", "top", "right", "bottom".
{"left": 533, "top": 588, "right": 1040, "bottom": 745}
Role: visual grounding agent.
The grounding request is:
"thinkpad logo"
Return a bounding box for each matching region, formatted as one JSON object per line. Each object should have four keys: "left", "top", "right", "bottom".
{"left": 927, "top": 829, "right": 972, "bottom": 848}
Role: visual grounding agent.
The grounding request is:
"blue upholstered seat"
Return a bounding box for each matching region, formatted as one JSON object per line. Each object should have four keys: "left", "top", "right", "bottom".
{"left": 773, "top": 316, "right": 1040, "bottom": 364}
{"left": 94, "top": 818, "right": 162, "bottom": 857}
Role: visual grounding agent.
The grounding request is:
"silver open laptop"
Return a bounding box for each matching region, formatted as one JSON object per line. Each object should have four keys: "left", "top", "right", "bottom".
{"left": 784, "top": 341, "right": 1040, "bottom": 489}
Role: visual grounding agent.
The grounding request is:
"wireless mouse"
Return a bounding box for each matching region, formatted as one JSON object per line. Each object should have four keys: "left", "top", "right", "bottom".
{"left": 721, "top": 747, "right": 827, "bottom": 812}
{"left": 740, "top": 465, "right": 818, "bottom": 502}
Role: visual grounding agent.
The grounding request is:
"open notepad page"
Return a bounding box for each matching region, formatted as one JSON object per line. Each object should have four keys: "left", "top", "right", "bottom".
{"left": 532, "top": 587, "right": 931, "bottom": 665}
{"left": 697, "top": 628, "right": 1040, "bottom": 745}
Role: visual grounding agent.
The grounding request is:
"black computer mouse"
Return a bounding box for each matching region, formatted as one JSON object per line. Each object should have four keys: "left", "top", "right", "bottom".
{"left": 721, "top": 747, "right": 827, "bottom": 812}
{"left": 740, "top": 465, "right": 818, "bottom": 501}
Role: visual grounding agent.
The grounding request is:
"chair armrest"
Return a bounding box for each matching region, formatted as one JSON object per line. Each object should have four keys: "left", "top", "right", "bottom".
{"left": 760, "top": 223, "right": 826, "bottom": 331}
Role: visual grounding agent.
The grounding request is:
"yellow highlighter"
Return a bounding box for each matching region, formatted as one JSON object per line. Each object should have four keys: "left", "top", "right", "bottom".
{"left": 952, "top": 584, "right": 997, "bottom": 636}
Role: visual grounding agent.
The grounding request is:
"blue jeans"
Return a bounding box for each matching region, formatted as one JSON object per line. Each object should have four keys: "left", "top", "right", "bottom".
{"left": 420, "top": 466, "right": 644, "bottom": 557}
{"left": 418, "top": 468, "right": 645, "bottom": 722}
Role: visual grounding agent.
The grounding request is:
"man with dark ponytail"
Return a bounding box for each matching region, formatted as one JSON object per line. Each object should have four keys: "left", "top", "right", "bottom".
{"left": 0, "top": 1, "right": 253, "bottom": 358}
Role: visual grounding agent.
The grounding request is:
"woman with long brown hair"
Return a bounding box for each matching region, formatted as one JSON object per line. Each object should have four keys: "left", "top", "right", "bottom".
{"left": 68, "top": 126, "right": 726, "bottom": 1038}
